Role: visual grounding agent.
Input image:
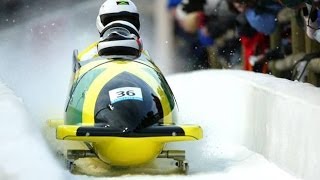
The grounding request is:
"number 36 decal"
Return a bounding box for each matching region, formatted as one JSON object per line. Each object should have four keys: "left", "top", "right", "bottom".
{"left": 109, "top": 87, "right": 143, "bottom": 104}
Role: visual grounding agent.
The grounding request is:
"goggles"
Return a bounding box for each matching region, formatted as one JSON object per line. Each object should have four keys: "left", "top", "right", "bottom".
{"left": 101, "top": 27, "right": 136, "bottom": 40}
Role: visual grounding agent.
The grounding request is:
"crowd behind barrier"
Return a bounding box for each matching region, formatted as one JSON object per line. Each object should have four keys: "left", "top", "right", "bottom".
{"left": 2, "top": 0, "right": 320, "bottom": 86}
{"left": 167, "top": 0, "right": 320, "bottom": 87}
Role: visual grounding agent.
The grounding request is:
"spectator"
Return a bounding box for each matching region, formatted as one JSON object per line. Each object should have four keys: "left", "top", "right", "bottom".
{"left": 301, "top": 4, "right": 320, "bottom": 43}
{"left": 167, "top": 0, "right": 211, "bottom": 71}
{"left": 277, "top": 0, "right": 320, "bottom": 43}
{"left": 174, "top": 0, "right": 239, "bottom": 68}
{"left": 228, "top": 0, "right": 282, "bottom": 35}
{"left": 227, "top": 0, "right": 270, "bottom": 72}
{"left": 250, "top": 23, "right": 292, "bottom": 67}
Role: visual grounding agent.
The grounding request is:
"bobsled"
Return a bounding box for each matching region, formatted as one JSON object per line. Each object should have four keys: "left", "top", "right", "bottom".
{"left": 49, "top": 49, "right": 203, "bottom": 173}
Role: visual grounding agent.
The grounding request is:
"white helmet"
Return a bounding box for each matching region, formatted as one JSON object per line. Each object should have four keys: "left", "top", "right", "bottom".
{"left": 96, "top": 0, "right": 140, "bottom": 33}
{"left": 96, "top": 0, "right": 142, "bottom": 59}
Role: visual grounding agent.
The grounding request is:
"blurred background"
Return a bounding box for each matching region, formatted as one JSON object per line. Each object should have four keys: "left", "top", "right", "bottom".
{"left": 1, "top": 0, "right": 320, "bottom": 121}
{"left": 0, "top": 0, "right": 178, "bottom": 74}
{"left": 0, "top": 0, "right": 177, "bottom": 122}
{"left": 165, "top": 0, "right": 320, "bottom": 86}
{"left": 2, "top": 0, "right": 320, "bottom": 78}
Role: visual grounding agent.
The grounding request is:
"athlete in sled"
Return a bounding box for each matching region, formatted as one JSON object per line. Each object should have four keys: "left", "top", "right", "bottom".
{"left": 49, "top": 0, "right": 202, "bottom": 173}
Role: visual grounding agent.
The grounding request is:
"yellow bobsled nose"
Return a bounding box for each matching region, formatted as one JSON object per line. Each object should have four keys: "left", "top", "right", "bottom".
{"left": 55, "top": 123, "right": 202, "bottom": 166}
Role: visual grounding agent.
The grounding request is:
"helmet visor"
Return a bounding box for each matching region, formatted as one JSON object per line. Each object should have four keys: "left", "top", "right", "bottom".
{"left": 102, "top": 27, "right": 133, "bottom": 39}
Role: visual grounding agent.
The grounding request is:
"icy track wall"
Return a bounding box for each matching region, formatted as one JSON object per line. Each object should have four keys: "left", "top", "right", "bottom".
{"left": 0, "top": 81, "right": 69, "bottom": 180}
{"left": 168, "top": 70, "right": 320, "bottom": 180}
{"left": 237, "top": 73, "right": 320, "bottom": 180}
{"left": 1, "top": 68, "right": 319, "bottom": 179}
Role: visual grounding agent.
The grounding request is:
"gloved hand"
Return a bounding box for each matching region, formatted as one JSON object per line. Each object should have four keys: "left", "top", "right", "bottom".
{"left": 302, "top": 5, "right": 320, "bottom": 42}
{"left": 313, "top": 29, "right": 320, "bottom": 43}
{"left": 249, "top": 55, "right": 264, "bottom": 66}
